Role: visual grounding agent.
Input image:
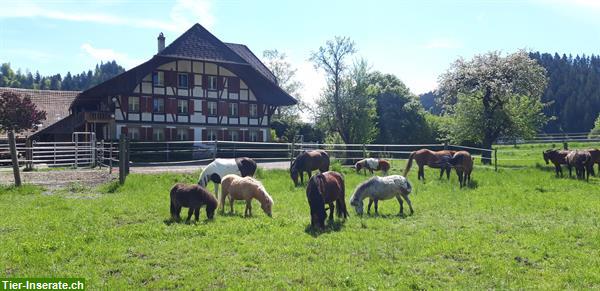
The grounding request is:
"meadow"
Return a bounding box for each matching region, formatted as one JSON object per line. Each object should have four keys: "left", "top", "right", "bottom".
{"left": 1, "top": 143, "right": 599, "bottom": 289}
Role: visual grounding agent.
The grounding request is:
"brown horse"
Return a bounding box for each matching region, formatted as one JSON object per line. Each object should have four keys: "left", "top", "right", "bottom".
{"left": 585, "top": 149, "right": 600, "bottom": 176}
{"left": 542, "top": 149, "right": 571, "bottom": 177}
{"left": 291, "top": 150, "right": 330, "bottom": 186}
{"left": 403, "top": 149, "right": 455, "bottom": 180}
{"left": 170, "top": 183, "right": 218, "bottom": 222}
{"left": 448, "top": 151, "right": 473, "bottom": 188}
{"left": 306, "top": 171, "right": 348, "bottom": 229}
{"left": 566, "top": 150, "right": 593, "bottom": 181}
{"left": 355, "top": 158, "right": 391, "bottom": 175}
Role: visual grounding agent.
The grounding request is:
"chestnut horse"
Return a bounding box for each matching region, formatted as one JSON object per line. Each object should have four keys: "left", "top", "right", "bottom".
{"left": 542, "top": 149, "right": 571, "bottom": 177}
{"left": 403, "top": 149, "right": 455, "bottom": 180}
{"left": 566, "top": 150, "right": 593, "bottom": 181}
{"left": 291, "top": 150, "right": 330, "bottom": 186}
{"left": 448, "top": 151, "right": 474, "bottom": 188}
{"left": 355, "top": 158, "right": 391, "bottom": 175}
{"left": 585, "top": 149, "right": 600, "bottom": 176}
{"left": 306, "top": 171, "right": 348, "bottom": 229}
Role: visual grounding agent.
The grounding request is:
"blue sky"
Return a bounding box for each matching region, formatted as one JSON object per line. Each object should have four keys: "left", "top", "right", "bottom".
{"left": 1, "top": 0, "right": 600, "bottom": 104}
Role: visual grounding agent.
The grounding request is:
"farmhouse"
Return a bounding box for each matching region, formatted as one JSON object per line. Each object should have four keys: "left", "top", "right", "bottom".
{"left": 25, "top": 23, "right": 297, "bottom": 142}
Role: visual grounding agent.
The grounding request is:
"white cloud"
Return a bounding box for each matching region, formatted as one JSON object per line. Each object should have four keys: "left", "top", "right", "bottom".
{"left": 533, "top": 0, "right": 600, "bottom": 9}
{"left": 80, "top": 43, "right": 142, "bottom": 68}
{"left": 0, "top": 0, "right": 214, "bottom": 32}
{"left": 423, "top": 38, "right": 463, "bottom": 49}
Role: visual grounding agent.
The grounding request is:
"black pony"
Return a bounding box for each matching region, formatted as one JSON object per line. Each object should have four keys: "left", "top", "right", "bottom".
{"left": 170, "top": 183, "right": 218, "bottom": 222}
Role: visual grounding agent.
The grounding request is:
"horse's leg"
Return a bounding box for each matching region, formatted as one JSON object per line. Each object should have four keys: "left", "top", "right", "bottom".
{"left": 329, "top": 202, "right": 335, "bottom": 221}
{"left": 403, "top": 194, "right": 414, "bottom": 215}
{"left": 374, "top": 199, "right": 379, "bottom": 215}
{"left": 229, "top": 197, "right": 234, "bottom": 214}
{"left": 194, "top": 208, "right": 200, "bottom": 221}
{"left": 439, "top": 168, "right": 444, "bottom": 179}
{"left": 418, "top": 166, "right": 424, "bottom": 181}
{"left": 446, "top": 166, "right": 451, "bottom": 180}
{"left": 245, "top": 200, "right": 252, "bottom": 217}
{"left": 396, "top": 196, "right": 404, "bottom": 216}
{"left": 367, "top": 198, "right": 373, "bottom": 215}
{"left": 186, "top": 208, "right": 194, "bottom": 222}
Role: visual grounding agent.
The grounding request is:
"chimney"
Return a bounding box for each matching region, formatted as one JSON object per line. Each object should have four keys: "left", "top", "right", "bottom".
{"left": 157, "top": 32, "right": 165, "bottom": 53}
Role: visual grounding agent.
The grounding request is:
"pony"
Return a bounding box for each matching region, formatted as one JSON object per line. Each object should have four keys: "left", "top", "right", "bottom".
{"left": 220, "top": 174, "right": 274, "bottom": 217}
{"left": 290, "top": 150, "right": 330, "bottom": 186}
{"left": 349, "top": 175, "right": 413, "bottom": 216}
{"left": 448, "top": 151, "right": 473, "bottom": 188}
{"left": 355, "top": 158, "right": 391, "bottom": 175}
{"left": 197, "top": 157, "right": 257, "bottom": 198}
{"left": 585, "top": 149, "right": 600, "bottom": 176}
{"left": 306, "top": 171, "right": 349, "bottom": 228}
{"left": 170, "top": 183, "right": 218, "bottom": 222}
{"left": 542, "top": 149, "right": 571, "bottom": 177}
{"left": 403, "top": 149, "right": 456, "bottom": 180}
{"left": 566, "top": 150, "right": 593, "bottom": 181}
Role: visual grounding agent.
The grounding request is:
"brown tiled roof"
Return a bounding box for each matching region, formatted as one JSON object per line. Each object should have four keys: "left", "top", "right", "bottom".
{"left": 0, "top": 87, "right": 80, "bottom": 134}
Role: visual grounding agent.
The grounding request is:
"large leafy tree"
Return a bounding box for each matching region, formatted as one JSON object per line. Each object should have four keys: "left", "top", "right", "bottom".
{"left": 262, "top": 49, "right": 306, "bottom": 120}
{"left": 439, "top": 50, "right": 548, "bottom": 163}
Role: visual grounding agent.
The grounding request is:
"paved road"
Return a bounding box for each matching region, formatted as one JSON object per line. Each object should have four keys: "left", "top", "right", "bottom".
{"left": 129, "top": 161, "right": 290, "bottom": 174}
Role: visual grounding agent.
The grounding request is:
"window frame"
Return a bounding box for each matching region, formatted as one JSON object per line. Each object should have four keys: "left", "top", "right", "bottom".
{"left": 249, "top": 103, "right": 258, "bottom": 118}
{"left": 208, "top": 76, "right": 218, "bottom": 90}
{"left": 128, "top": 96, "right": 140, "bottom": 113}
{"left": 177, "top": 99, "right": 188, "bottom": 115}
{"left": 153, "top": 128, "right": 165, "bottom": 141}
{"left": 207, "top": 129, "right": 217, "bottom": 141}
{"left": 229, "top": 131, "right": 239, "bottom": 141}
{"left": 229, "top": 102, "right": 238, "bottom": 117}
{"left": 208, "top": 101, "right": 217, "bottom": 116}
{"left": 128, "top": 127, "right": 140, "bottom": 140}
{"left": 178, "top": 73, "right": 188, "bottom": 89}
{"left": 249, "top": 131, "right": 258, "bottom": 142}
{"left": 176, "top": 128, "right": 188, "bottom": 141}
{"left": 152, "top": 71, "right": 164, "bottom": 87}
{"left": 153, "top": 97, "right": 165, "bottom": 113}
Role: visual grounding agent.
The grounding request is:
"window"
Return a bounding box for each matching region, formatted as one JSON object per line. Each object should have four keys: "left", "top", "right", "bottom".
{"left": 128, "top": 128, "right": 140, "bottom": 140}
{"left": 153, "top": 128, "right": 165, "bottom": 141}
{"left": 229, "top": 131, "right": 239, "bottom": 141}
{"left": 152, "top": 71, "right": 164, "bottom": 86}
{"left": 177, "top": 99, "right": 188, "bottom": 114}
{"left": 207, "top": 129, "right": 217, "bottom": 141}
{"left": 208, "top": 101, "right": 217, "bottom": 116}
{"left": 128, "top": 96, "right": 140, "bottom": 112}
{"left": 249, "top": 131, "right": 258, "bottom": 142}
{"left": 153, "top": 98, "right": 164, "bottom": 113}
{"left": 176, "top": 128, "right": 188, "bottom": 141}
{"left": 178, "top": 74, "right": 188, "bottom": 88}
{"left": 249, "top": 103, "right": 258, "bottom": 117}
{"left": 208, "top": 76, "right": 217, "bottom": 90}
{"left": 229, "top": 103, "right": 238, "bottom": 117}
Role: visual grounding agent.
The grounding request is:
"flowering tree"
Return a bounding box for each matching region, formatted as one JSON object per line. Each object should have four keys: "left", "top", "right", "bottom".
{"left": 0, "top": 91, "right": 46, "bottom": 186}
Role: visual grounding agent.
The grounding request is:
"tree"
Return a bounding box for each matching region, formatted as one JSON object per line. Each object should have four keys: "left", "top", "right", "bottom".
{"left": 262, "top": 50, "right": 305, "bottom": 118}
{"left": 0, "top": 91, "right": 46, "bottom": 186}
{"left": 310, "top": 36, "right": 357, "bottom": 144}
{"left": 590, "top": 114, "right": 600, "bottom": 138}
{"left": 439, "top": 50, "right": 548, "bottom": 163}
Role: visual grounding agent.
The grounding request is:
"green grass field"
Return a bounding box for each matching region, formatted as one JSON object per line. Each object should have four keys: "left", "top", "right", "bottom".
{"left": 1, "top": 144, "right": 600, "bottom": 289}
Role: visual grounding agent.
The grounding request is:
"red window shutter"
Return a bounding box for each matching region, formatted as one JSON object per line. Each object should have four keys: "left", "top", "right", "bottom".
{"left": 147, "top": 128, "right": 153, "bottom": 141}
{"left": 140, "top": 128, "right": 146, "bottom": 141}
{"left": 139, "top": 97, "right": 145, "bottom": 113}
{"left": 147, "top": 97, "right": 153, "bottom": 112}
{"left": 217, "top": 76, "right": 224, "bottom": 90}
{"left": 165, "top": 71, "right": 176, "bottom": 87}
{"left": 258, "top": 130, "right": 263, "bottom": 142}
{"left": 258, "top": 104, "right": 264, "bottom": 117}
{"left": 122, "top": 96, "right": 128, "bottom": 113}
{"left": 189, "top": 73, "right": 195, "bottom": 87}
{"left": 168, "top": 98, "right": 177, "bottom": 114}
{"left": 202, "top": 75, "right": 208, "bottom": 88}
{"left": 188, "top": 129, "right": 194, "bottom": 141}
{"left": 166, "top": 128, "right": 172, "bottom": 141}
{"left": 223, "top": 130, "right": 228, "bottom": 141}
{"left": 121, "top": 127, "right": 128, "bottom": 137}
{"left": 229, "top": 77, "right": 240, "bottom": 93}
{"left": 188, "top": 99, "right": 194, "bottom": 114}
{"left": 219, "top": 101, "right": 228, "bottom": 116}
{"left": 240, "top": 102, "right": 248, "bottom": 117}
{"left": 202, "top": 100, "right": 208, "bottom": 114}
{"left": 202, "top": 129, "right": 207, "bottom": 141}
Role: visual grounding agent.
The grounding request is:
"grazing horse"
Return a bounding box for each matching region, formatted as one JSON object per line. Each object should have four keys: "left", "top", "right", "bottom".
{"left": 349, "top": 175, "right": 413, "bottom": 216}
{"left": 355, "top": 158, "right": 391, "bottom": 175}
{"left": 306, "top": 171, "right": 348, "bottom": 228}
{"left": 170, "top": 183, "right": 218, "bottom": 222}
{"left": 585, "top": 149, "right": 600, "bottom": 176}
{"left": 198, "top": 157, "right": 257, "bottom": 198}
{"left": 403, "top": 149, "right": 455, "bottom": 180}
{"left": 566, "top": 150, "right": 593, "bottom": 181}
{"left": 448, "top": 151, "right": 473, "bottom": 188}
{"left": 542, "top": 149, "right": 571, "bottom": 177}
{"left": 220, "top": 174, "right": 273, "bottom": 217}
{"left": 290, "top": 150, "right": 330, "bottom": 186}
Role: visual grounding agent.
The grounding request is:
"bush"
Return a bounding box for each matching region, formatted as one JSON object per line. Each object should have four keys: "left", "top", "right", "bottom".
{"left": 589, "top": 114, "right": 600, "bottom": 139}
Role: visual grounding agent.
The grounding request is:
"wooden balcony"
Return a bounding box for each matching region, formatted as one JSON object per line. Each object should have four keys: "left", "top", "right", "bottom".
{"left": 84, "top": 111, "right": 114, "bottom": 123}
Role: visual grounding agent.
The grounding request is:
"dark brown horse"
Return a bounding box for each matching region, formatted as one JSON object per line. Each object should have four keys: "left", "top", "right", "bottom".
{"left": 585, "top": 149, "right": 600, "bottom": 176}
{"left": 291, "top": 150, "right": 330, "bottom": 186}
{"left": 355, "top": 158, "right": 391, "bottom": 175}
{"left": 542, "top": 149, "right": 571, "bottom": 177}
{"left": 403, "top": 149, "right": 455, "bottom": 180}
{"left": 448, "top": 151, "right": 473, "bottom": 188}
{"left": 170, "top": 183, "right": 218, "bottom": 222}
{"left": 566, "top": 150, "right": 593, "bottom": 181}
{"left": 306, "top": 171, "right": 348, "bottom": 229}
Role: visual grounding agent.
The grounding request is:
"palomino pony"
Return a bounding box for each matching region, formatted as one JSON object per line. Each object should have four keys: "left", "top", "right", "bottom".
{"left": 542, "top": 149, "right": 571, "bottom": 177}
{"left": 448, "top": 151, "right": 473, "bottom": 188}
{"left": 220, "top": 174, "right": 273, "bottom": 217}
{"left": 355, "top": 158, "right": 391, "bottom": 175}
{"left": 290, "top": 150, "right": 330, "bottom": 186}
{"left": 403, "top": 149, "right": 455, "bottom": 180}
{"left": 306, "top": 171, "right": 348, "bottom": 229}
{"left": 170, "top": 183, "right": 218, "bottom": 222}
{"left": 349, "top": 175, "right": 413, "bottom": 216}
{"left": 566, "top": 150, "right": 593, "bottom": 181}
{"left": 198, "top": 157, "right": 257, "bottom": 198}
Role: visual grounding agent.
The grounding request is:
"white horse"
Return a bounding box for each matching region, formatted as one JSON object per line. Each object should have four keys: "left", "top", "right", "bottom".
{"left": 198, "top": 157, "right": 256, "bottom": 198}
{"left": 349, "top": 175, "right": 413, "bottom": 216}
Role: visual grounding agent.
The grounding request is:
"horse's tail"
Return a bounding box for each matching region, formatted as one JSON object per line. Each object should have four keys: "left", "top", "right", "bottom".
{"left": 219, "top": 180, "right": 229, "bottom": 211}
{"left": 169, "top": 185, "right": 179, "bottom": 219}
{"left": 403, "top": 152, "right": 415, "bottom": 176}
{"left": 336, "top": 175, "right": 349, "bottom": 218}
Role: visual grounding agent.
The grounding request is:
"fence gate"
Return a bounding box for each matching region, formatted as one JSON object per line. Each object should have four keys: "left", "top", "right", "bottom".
{"left": 31, "top": 132, "right": 96, "bottom": 168}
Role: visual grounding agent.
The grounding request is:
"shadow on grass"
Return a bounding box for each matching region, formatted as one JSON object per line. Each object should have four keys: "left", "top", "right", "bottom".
{"left": 163, "top": 217, "right": 216, "bottom": 226}
{"left": 465, "top": 180, "right": 479, "bottom": 189}
{"left": 304, "top": 219, "right": 346, "bottom": 237}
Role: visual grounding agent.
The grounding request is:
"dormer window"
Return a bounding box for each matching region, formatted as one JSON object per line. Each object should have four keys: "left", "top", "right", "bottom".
{"left": 178, "top": 74, "right": 188, "bottom": 88}
{"left": 152, "top": 71, "right": 164, "bottom": 86}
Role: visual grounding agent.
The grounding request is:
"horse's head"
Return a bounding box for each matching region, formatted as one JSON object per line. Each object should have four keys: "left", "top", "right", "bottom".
{"left": 205, "top": 196, "right": 218, "bottom": 219}
{"left": 290, "top": 167, "right": 300, "bottom": 187}
{"left": 355, "top": 162, "right": 362, "bottom": 173}
{"left": 261, "top": 193, "right": 273, "bottom": 217}
{"left": 349, "top": 191, "right": 364, "bottom": 215}
{"left": 543, "top": 150, "right": 552, "bottom": 164}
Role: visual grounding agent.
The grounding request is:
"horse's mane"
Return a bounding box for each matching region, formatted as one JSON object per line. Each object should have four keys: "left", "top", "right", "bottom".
{"left": 353, "top": 177, "right": 377, "bottom": 199}
{"left": 246, "top": 177, "right": 274, "bottom": 206}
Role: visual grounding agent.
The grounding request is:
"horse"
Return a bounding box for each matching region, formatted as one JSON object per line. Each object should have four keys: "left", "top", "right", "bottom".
{"left": 355, "top": 158, "right": 391, "bottom": 175}
{"left": 403, "top": 149, "right": 455, "bottom": 180}
{"left": 566, "top": 150, "right": 593, "bottom": 181}
{"left": 448, "top": 151, "right": 473, "bottom": 188}
{"left": 290, "top": 150, "right": 330, "bottom": 186}
{"left": 349, "top": 175, "right": 413, "bottom": 216}
{"left": 306, "top": 171, "right": 349, "bottom": 229}
{"left": 220, "top": 174, "right": 274, "bottom": 217}
{"left": 585, "top": 149, "right": 600, "bottom": 176}
{"left": 198, "top": 157, "right": 257, "bottom": 199}
{"left": 542, "top": 149, "right": 571, "bottom": 177}
{"left": 170, "top": 183, "right": 218, "bottom": 222}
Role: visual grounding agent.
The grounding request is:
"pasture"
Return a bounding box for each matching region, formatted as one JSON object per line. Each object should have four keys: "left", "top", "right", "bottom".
{"left": 1, "top": 144, "right": 600, "bottom": 289}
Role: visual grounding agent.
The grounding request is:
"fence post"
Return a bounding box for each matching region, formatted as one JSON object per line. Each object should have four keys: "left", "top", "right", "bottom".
{"left": 290, "top": 140, "right": 295, "bottom": 169}
{"left": 125, "top": 137, "right": 130, "bottom": 176}
{"left": 213, "top": 140, "right": 218, "bottom": 160}
{"left": 74, "top": 134, "right": 79, "bottom": 169}
{"left": 444, "top": 142, "right": 448, "bottom": 150}
{"left": 7, "top": 131, "right": 21, "bottom": 187}
{"left": 166, "top": 142, "right": 170, "bottom": 162}
{"left": 91, "top": 134, "right": 97, "bottom": 168}
{"left": 494, "top": 148, "right": 498, "bottom": 172}
{"left": 563, "top": 142, "right": 568, "bottom": 150}
{"left": 362, "top": 143, "right": 366, "bottom": 158}
{"left": 53, "top": 141, "right": 56, "bottom": 166}
{"left": 119, "top": 135, "right": 126, "bottom": 184}
{"left": 25, "top": 138, "right": 33, "bottom": 171}
{"left": 109, "top": 140, "right": 113, "bottom": 174}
